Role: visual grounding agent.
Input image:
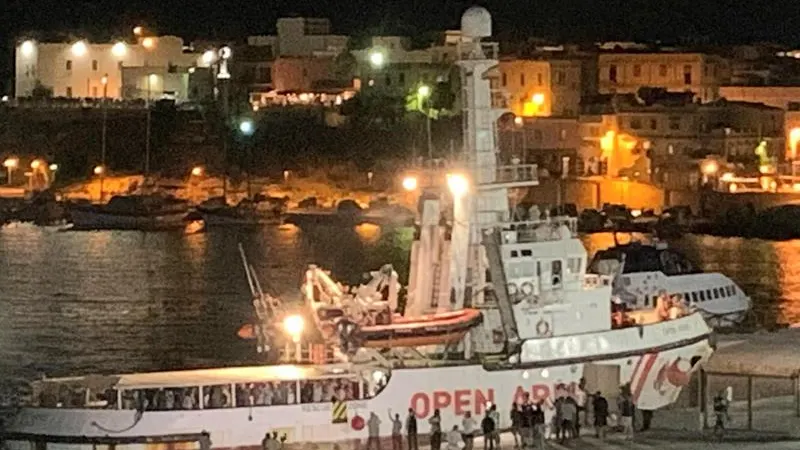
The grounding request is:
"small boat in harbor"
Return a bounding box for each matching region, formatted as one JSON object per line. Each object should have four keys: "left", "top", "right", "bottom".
{"left": 197, "top": 195, "right": 286, "bottom": 226}
{"left": 69, "top": 194, "right": 190, "bottom": 231}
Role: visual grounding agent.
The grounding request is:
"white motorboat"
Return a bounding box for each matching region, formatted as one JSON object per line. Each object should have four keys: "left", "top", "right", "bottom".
{"left": 589, "top": 240, "right": 752, "bottom": 328}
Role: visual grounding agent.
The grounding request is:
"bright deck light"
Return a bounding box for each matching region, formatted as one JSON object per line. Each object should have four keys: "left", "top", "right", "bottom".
{"left": 283, "top": 315, "right": 304, "bottom": 342}
{"left": 446, "top": 173, "right": 469, "bottom": 197}
{"left": 402, "top": 176, "right": 418, "bottom": 191}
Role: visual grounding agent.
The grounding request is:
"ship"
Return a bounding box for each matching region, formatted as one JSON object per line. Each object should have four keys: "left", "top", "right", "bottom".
{"left": 69, "top": 194, "right": 190, "bottom": 231}
{"left": 1, "top": 8, "right": 714, "bottom": 450}
{"left": 589, "top": 239, "right": 752, "bottom": 328}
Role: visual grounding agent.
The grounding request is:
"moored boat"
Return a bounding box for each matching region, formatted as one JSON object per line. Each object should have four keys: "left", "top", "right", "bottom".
{"left": 589, "top": 238, "right": 752, "bottom": 327}
{"left": 69, "top": 194, "right": 190, "bottom": 231}
{"left": 197, "top": 195, "right": 286, "bottom": 226}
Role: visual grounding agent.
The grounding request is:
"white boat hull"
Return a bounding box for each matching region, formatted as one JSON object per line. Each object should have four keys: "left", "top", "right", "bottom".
{"left": 70, "top": 209, "right": 188, "bottom": 231}
{"left": 3, "top": 316, "right": 712, "bottom": 450}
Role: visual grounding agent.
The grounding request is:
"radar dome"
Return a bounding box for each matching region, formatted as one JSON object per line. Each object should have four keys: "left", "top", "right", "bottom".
{"left": 461, "top": 6, "right": 492, "bottom": 38}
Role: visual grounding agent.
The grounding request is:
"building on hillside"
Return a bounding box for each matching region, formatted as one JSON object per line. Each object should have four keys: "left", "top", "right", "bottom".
{"left": 15, "top": 35, "right": 202, "bottom": 100}
{"left": 243, "top": 17, "right": 350, "bottom": 107}
{"left": 351, "top": 35, "right": 459, "bottom": 96}
{"left": 497, "top": 115, "right": 582, "bottom": 177}
{"left": 597, "top": 52, "right": 729, "bottom": 103}
{"left": 719, "top": 86, "right": 800, "bottom": 160}
{"left": 497, "top": 58, "right": 586, "bottom": 117}
{"left": 580, "top": 90, "right": 784, "bottom": 188}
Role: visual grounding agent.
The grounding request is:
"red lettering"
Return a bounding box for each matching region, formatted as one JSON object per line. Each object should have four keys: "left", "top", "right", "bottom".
{"left": 410, "top": 393, "right": 429, "bottom": 419}
{"left": 453, "top": 390, "right": 470, "bottom": 416}
{"left": 513, "top": 386, "right": 528, "bottom": 404}
{"left": 432, "top": 391, "right": 452, "bottom": 412}
{"left": 475, "top": 389, "right": 494, "bottom": 415}
{"left": 531, "top": 384, "right": 550, "bottom": 402}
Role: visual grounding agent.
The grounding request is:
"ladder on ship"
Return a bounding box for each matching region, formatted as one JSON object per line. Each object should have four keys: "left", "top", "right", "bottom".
{"left": 483, "top": 229, "right": 520, "bottom": 349}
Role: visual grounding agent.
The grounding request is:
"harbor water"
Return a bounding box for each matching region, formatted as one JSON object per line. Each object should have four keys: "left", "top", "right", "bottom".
{"left": 0, "top": 222, "right": 799, "bottom": 397}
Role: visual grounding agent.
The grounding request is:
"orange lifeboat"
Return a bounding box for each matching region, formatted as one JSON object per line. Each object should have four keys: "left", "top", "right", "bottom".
{"left": 237, "top": 309, "right": 482, "bottom": 348}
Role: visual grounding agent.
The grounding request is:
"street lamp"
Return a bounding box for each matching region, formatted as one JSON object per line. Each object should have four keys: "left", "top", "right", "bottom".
{"left": 20, "top": 40, "right": 35, "bottom": 57}
{"left": 369, "top": 50, "right": 385, "bottom": 69}
{"left": 112, "top": 42, "right": 127, "bottom": 58}
{"left": 239, "top": 118, "right": 255, "bottom": 136}
{"left": 71, "top": 41, "right": 88, "bottom": 57}
{"left": 191, "top": 166, "right": 204, "bottom": 177}
{"left": 93, "top": 165, "right": 105, "bottom": 175}
{"left": 417, "top": 85, "right": 433, "bottom": 159}
{"left": 3, "top": 157, "right": 19, "bottom": 185}
{"left": 402, "top": 175, "right": 418, "bottom": 192}
{"left": 142, "top": 37, "right": 155, "bottom": 50}
{"left": 133, "top": 26, "right": 144, "bottom": 36}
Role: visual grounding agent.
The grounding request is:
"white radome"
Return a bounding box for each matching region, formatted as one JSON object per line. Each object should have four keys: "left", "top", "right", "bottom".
{"left": 460, "top": 6, "right": 492, "bottom": 38}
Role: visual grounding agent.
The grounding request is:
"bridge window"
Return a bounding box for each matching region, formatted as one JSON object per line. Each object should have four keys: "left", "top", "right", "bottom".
{"left": 552, "top": 260, "right": 562, "bottom": 289}
{"left": 300, "top": 378, "right": 358, "bottom": 403}
{"left": 692, "top": 292, "right": 699, "bottom": 303}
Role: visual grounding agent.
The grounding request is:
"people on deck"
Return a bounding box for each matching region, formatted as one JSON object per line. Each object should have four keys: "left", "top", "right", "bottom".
{"left": 509, "top": 402, "right": 521, "bottom": 448}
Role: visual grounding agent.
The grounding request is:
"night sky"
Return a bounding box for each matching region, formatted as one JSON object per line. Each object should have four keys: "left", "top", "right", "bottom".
{"left": 2, "top": 0, "right": 800, "bottom": 92}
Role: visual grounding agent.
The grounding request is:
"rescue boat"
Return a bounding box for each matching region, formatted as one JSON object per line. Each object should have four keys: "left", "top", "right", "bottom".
{"left": 237, "top": 309, "right": 483, "bottom": 348}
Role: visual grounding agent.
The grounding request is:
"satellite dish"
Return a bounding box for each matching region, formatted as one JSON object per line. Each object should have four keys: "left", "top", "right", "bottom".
{"left": 461, "top": 6, "right": 492, "bottom": 38}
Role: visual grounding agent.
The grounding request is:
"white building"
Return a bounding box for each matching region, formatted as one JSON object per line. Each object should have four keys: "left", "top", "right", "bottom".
{"left": 15, "top": 35, "right": 204, "bottom": 100}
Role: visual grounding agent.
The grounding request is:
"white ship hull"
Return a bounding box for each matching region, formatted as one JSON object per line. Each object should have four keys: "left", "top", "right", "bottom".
{"left": 3, "top": 314, "right": 712, "bottom": 450}
{"left": 70, "top": 209, "right": 189, "bottom": 231}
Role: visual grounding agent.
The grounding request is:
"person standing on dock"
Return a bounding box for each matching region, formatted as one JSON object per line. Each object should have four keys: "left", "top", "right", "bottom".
{"left": 462, "top": 411, "right": 477, "bottom": 450}
{"left": 618, "top": 386, "right": 635, "bottom": 440}
{"left": 406, "top": 408, "right": 418, "bottom": 450}
{"left": 488, "top": 404, "right": 501, "bottom": 448}
{"left": 368, "top": 412, "right": 382, "bottom": 450}
{"left": 389, "top": 411, "right": 403, "bottom": 450}
{"left": 592, "top": 392, "right": 609, "bottom": 439}
{"left": 481, "top": 410, "right": 496, "bottom": 450}
{"left": 429, "top": 409, "right": 443, "bottom": 450}
{"left": 447, "top": 425, "right": 464, "bottom": 450}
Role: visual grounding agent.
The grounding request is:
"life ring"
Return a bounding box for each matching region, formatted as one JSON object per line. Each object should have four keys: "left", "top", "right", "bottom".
{"left": 351, "top": 414, "right": 365, "bottom": 430}
{"left": 521, "top": 282, "right": 534, "bottom": 296}
{"left": 536, "top": 319, "right": 550, "bottom": 337}
{"left": 507, "top": 283, "right": 519, "bottom": 296}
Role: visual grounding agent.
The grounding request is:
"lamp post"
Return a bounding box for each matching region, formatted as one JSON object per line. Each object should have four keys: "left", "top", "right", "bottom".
{"left": 417, "top": 85, "right": 432, "bottom": 159}
{"left": 3, "top": 157, "right": 19, "bottom": 185}
{"left": 100, "top": 74, "right": 109, "bottom": 201}
{"left": 145, "top": 73, "right": 157, "bottom": 178}
{"left": 239, "top": 118, "right": 256, "bottom": 198}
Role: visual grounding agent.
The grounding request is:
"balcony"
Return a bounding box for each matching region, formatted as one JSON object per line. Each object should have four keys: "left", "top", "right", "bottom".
{"left": 478, "top": 163, "right": 539, "bottom": 189}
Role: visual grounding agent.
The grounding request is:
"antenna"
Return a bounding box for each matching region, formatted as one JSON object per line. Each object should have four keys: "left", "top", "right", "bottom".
{"left": 239, "top": 243, "right": 257, "bottom": 297}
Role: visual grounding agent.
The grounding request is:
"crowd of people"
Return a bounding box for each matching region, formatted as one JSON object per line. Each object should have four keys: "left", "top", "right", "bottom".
{"left": 362, "top": 381, "right": 650, "bottom": 450}
{"left": 40, "top": 376, "right": 367, "bottom": 411}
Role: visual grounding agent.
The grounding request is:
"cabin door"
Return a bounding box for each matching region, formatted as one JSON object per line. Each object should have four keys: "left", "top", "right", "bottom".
{"left": 582, "top": 363, "right": 621, "bottom": 406}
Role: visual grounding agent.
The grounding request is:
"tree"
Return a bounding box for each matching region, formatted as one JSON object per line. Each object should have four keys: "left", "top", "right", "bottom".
{"left": 404, "top": 80, "right": 456, "bottom": 119}
{"left": 31, "top": 80, "right": 53, "bottom": 100}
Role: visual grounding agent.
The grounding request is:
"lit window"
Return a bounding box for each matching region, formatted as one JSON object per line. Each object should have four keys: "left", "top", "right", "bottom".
{"left": 66, "top": 60, "right": 72, "bottom": 71}
{"left": 92, "top": 60, "right": 98, "bottom": 71}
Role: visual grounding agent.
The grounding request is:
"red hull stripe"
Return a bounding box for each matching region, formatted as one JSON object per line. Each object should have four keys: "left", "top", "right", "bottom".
{"left": 632, "top": 353, "right": 659, "bottom": 404}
